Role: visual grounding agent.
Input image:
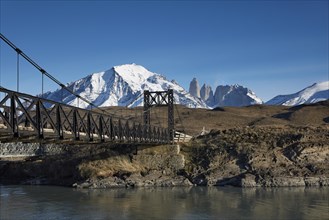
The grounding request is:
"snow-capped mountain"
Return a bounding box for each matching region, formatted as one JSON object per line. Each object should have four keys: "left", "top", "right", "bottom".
{"left": 266, "top": 81, "right": 329, "bottom": 106}
{"left": 188, "top": 78, "right": 263, "bottom": 107}
{"left": 43, "top": 64, "right": 208, "bottom": 108}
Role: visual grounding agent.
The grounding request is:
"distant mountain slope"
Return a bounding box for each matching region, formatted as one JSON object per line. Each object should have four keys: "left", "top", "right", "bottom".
{"left": 188, "top": 78, "right": 263, "bottom": 107}
{"left": 43, "top": 64, "right": 208, "bottom": 108}
{"left": 212, "top": 84, "right": 263, "bottom": 107}
{"left": 266, "top": 81, "right": 329, "bottom": 106}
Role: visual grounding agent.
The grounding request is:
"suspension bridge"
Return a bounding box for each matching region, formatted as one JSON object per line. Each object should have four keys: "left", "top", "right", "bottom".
{"left": 0, "top": 34, "right": 191, "bottom": 144}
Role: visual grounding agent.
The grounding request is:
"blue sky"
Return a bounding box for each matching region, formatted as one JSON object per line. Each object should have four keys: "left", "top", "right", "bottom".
{"left": 0, "top": 0, "right": 328, "bottom": 102}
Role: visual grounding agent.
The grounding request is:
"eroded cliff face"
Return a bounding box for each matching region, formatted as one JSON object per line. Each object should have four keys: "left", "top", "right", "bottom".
{"left": 183, "top": 126, "right": 329, "bottom": 187}
{"left": 189, "top": 78, "right": 201, "bottom": 99}
{"left": 1, "top": 125, "right": 328, "bottom": 188}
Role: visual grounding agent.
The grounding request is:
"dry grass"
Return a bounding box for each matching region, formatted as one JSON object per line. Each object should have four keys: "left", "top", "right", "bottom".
{"left": 78, "top": 155, "right": 145, "bottom": 179}
{"left": 99, "top": 100, "right": 329, "bottom": 136}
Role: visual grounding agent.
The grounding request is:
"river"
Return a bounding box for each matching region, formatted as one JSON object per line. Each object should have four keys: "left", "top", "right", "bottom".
{"left": 0, "top": 185, "right": 328, "bottom": 220}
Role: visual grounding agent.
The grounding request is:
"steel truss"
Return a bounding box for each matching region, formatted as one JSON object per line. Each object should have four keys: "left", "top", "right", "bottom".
{"left": 0, "top": 87, "right": 169, "bottom": 143}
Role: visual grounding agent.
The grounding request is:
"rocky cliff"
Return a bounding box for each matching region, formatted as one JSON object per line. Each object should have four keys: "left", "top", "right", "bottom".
{"left": 200, "top": 84, "right": 214, "bottom": 106}
{"left": 189, "top": 78, "right": 201, "bottom": 99}
{"left": 188, "top": 78, "right": 263, "bottom": 107}
{"left": 184, "top": 126, "right": 329, "bottom": 187}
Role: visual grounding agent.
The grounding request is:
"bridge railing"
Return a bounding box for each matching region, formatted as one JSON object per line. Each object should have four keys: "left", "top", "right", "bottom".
{"left": 0, "top": 87, "right": 169, "bottom": 143}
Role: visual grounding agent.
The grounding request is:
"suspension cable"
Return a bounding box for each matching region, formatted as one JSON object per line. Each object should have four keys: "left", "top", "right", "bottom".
{"left": 41, "top": 71, "right": 44, "bottom": 98}
{"left": 16, "top": 48, "right": 21, "bottom": 92}
{"left": 0, "top": 33, "right": 106, "bottom": 115}
{"left": 173, "top": 97, "right": 185, "bottom": 133}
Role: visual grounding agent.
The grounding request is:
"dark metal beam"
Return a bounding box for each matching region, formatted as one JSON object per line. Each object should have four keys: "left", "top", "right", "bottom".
{"left": 143, "top": 89, "right": 174, "bottom": 142}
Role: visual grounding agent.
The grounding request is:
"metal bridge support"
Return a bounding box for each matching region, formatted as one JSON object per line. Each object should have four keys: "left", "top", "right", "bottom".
{"left": 143, "top": 89, "right": 174, "bottom": 142}
{"left": 10, "top": 94, "right": 18, "bottom": 137}
{"left": 167, "top": 89, "right": 174, "bottom": 141}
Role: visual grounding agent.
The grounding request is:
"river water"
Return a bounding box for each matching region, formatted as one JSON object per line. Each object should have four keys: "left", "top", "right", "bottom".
{"left": 0, "top": 185, "right": 328, "bottom": 220}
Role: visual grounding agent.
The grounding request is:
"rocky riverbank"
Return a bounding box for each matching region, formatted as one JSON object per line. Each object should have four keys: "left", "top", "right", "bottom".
{"left": 183, "top": 125, "right": 329, "bottom": 187}
{"left": 1, "top": 125, "right": 328, "bottom": 188}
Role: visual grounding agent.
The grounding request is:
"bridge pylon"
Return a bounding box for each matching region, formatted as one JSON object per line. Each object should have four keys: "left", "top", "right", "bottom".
{"left": 143, "top": 89, "right": 174, "bottom": 142}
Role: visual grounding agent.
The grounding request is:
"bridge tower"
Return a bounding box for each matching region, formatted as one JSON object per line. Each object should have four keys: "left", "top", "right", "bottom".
{"left": 143, "top": 90, "right": 174, "bottom": 141}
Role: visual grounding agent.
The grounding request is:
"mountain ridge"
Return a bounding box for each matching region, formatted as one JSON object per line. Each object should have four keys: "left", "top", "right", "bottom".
{"left": 43, "top": 64, "right": 208, "bottom": 109}
{"left": 188, "top": 78, "right": 263, "bottom": 107}
{"left": 42, "top": 64, "right": 328, "bottom": 109}
{"left": 266, "top": 81, "right": 329, "bottom": 106}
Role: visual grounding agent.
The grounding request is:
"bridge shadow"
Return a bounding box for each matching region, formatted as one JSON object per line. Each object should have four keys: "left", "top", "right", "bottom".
{"left": 0, "top": 142, "right": 167, "bottom": 186}
{"left": 215, "top": 172, "right": 252, "bottom": 187}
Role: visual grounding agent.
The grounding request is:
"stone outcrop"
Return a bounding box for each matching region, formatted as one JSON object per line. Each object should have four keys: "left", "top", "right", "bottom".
{"left": 189, "top": 78, "right": 263, "bottom": 107}
{"left": 189, "top": 78, "right": 200, "bottom": 98}
{"left": 183, "top": 126, "right": 329, "bottom": 187}
{"left": 213, "top": 85, "right": 259, "bottom": 107}
{"left": 200, "top": 84, "right": 214, "bottom": 106}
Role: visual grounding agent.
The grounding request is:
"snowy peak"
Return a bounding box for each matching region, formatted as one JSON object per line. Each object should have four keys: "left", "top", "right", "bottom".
{"left": 113, "top": 64, "right": 155, "bottom": 92}
{"left": 266, "top": 81, "right": 329, "bottom": 106}
{"left": 43, "top": 64, "right": 208, "bottom": 109}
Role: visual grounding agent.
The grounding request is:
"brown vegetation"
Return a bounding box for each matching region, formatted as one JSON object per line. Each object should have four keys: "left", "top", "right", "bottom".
{"left": 100, "top": 100, "right": 329, "bottom": 135}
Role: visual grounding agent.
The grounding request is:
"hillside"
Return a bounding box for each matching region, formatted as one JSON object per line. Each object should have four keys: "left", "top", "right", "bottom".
{"left": 97, "top": 100, "right": 329, "bottom": 136}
